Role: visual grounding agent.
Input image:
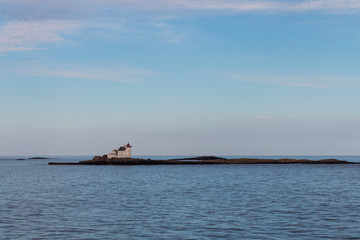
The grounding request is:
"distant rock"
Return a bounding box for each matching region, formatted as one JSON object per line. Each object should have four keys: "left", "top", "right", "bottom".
{"left": 17, "top": 157, "right": 51, "bottom": 160}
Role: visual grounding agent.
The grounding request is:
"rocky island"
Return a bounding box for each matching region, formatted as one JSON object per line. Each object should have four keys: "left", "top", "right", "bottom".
{"left": 48, "top": 156, "right": 357, "bottom": 165}
{"left": 48, "top": 143, "right": 359, "bottom": 165}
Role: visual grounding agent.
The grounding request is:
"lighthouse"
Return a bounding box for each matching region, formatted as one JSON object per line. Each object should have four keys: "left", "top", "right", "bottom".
{"left": 107, "top": 143, "right": 132, "bottom": 159}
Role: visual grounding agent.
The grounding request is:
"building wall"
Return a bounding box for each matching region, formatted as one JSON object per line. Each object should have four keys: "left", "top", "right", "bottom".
{"left": 118, "top": 150, "right": 126, "bottom": 158}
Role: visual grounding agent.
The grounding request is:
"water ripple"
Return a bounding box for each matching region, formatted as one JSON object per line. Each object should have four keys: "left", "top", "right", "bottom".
{"left": 1, "top": 162, "right": 360, "bottom": 239}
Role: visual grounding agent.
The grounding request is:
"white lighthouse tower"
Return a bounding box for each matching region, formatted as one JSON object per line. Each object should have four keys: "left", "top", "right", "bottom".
{"left": 124, "top": 142, "right": 132, "bottom": 158}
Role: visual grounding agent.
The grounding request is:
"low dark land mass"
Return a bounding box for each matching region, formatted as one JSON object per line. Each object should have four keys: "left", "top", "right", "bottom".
{"left": 48, "top": 156, "right": 358, "bottom": 165}
{"left": 18, "top": 157, "right": 51, "bottom": 160}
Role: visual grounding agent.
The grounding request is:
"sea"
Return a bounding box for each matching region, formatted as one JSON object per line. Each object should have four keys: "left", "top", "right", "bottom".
{"left": 1, "top": 155, "right": 360, "bottom": 239}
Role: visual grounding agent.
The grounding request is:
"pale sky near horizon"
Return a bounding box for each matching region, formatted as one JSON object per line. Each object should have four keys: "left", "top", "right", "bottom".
{"left": 1, "top": 0, "right": 360, "bottom": 155}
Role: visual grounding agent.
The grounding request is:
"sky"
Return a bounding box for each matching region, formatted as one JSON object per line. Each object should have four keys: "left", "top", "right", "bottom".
{"left": 1, "top": 0, "right": 360, "bottom": 156}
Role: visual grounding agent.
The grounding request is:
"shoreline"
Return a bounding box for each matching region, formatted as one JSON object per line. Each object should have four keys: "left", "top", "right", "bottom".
{"left": 48, "top": 156, "right": 359, "bottom": 165}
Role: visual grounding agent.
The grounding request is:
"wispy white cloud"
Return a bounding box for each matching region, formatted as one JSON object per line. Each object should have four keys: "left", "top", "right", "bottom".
{"left": 36, "top": 66, "right": 158, "bottom": 82}
{"left": 0, "top": 18, "right": 184, "bottom": 53}
{"left": 2, "top": 0, "right": 360, "bottom": 19}
{"left": 145, "top": 20, "right": 187, "bottom": 43}
{"left": 2, "top": 0, "right": 360, "bottom": 52}
{"left": 295, "top": 0, "right": 360, "bottom": 11}
{"left": 0, "top": 20, "right": 81, "bottom": 52}
{"left": 225, "top": 72, "right": 360, "bottom": 88}
{"left": 0, "top": 46, "right": 43, "bottom": 52}
{"left": 170, "top": 0, "right": 360, "bottom": 12}
{"left": 1, "top": 62, "right": 159, "bottom": 82}
{"left": 136, "top": 0, "right": 360, "bottom": 12}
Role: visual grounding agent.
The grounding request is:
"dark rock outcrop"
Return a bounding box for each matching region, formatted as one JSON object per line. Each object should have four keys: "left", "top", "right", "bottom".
{"left": 171, "top": 156, "right": 226, "bottom": 161}
{"left": 18, "top": 157, "right": 51, "bottom": 160}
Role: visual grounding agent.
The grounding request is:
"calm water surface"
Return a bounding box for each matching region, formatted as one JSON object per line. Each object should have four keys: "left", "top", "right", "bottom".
{"left": 1, "top": 156, "right": 360, "bottom": 239}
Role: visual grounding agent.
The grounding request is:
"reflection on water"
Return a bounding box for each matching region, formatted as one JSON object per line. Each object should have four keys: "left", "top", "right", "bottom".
{"left": 1, "top": 157, "right": 360, "bottom": 239}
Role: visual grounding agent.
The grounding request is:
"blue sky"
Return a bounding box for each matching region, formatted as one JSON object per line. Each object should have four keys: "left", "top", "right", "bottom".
{"left": 1, "top": 0, "right": 360, "bottom": 155}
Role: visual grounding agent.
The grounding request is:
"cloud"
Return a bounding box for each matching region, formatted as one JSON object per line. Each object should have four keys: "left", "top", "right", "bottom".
{"left": 2, "top": 0, "right": 360, "bottom": 52}
{"left": 0, "top": 20, "right": 81, "bottom": 53}
{"left": 1, "top": 62, "right": 159, "bottom": 82}
{"left": 295, "top": 0, "right": 360, "bottom": 11}
{"left": 0, "top": 17, "right": 187, "bottom": 53}
{"left": 2, "top": 1, "right": 360, "bottom": 17}
{"left": 168, "top": 0, "right": 360, "bottom": 12}
{"left": 0, "top": 46, "right": 43, "bottom": 52}
{"left": 225, "top": 72, "right": 360, "bottom": 88}
{"left": 2, "top": 1, "right": 360, "bottom": 23}
{"left": 37, "top": 66, "right": 158, "bottom": 82}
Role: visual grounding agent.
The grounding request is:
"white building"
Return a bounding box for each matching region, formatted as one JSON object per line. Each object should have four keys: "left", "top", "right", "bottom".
{"left": 107, "top": 143, "right": 132, "bottom": 159}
